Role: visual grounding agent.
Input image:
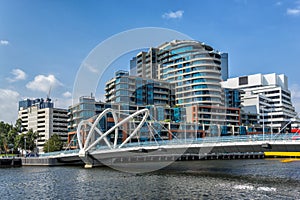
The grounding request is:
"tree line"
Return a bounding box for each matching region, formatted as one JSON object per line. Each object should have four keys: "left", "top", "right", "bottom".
{"left": 0, "top": 119, "right": 63, "bottom": 154}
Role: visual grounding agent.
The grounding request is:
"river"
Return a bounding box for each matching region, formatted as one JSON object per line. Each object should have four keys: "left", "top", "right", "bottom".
{"left": 0, "top": 159, "right": 299, "bottom": 199}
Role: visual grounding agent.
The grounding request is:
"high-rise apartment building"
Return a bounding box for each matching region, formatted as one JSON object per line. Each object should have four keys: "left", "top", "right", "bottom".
{"left": 220, "top": 53, "right": 229, "bottom": 81}
{"left": 67, "top": 95, "right": 108, "bottom": 132}
{"left": 105, "top": 70, "right": 175, "bottom": 106}
{"left": 221, "top": 73, "right": 297, "bottom": 133}
{"left": 135, "top": 48, "right": 159, "bottom": 79}
{"left": 131, "top": 40, "right": 225, "bottom": 107}
{"left": 106, "top": 40, "right": 299, "bottom": 136}
{"left": 18, "top": 98, "right": 68, "bottom": 152}
{"left": 130, "top": 57, "right": 137, "bottom": 76}
{"left": 224, "top": 88, "right": 241, "bottom": 108}
{"left": 128, "top": 40, "right": 249, "bottom": 134}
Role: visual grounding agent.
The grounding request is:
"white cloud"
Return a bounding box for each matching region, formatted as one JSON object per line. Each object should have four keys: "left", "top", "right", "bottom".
{"left": 7, "top": 68, "right": 27, "bottom": 82}
{"left": 162, "top": 10, "right": 184, "bottom": 19}
{"left": 62, "top": 91, "right": 72, "bottom": 98}
{"left": 0, "top": 89, "right": 20, "bottom": 123}
{"left": 26, "top": 74, "right": 63, "bottom": 93}
{"left": 287, "top": 1, "right": 300, "bottom": 16}
{"left": 0, "top": 40, "right": 9, "bottom": 46}
{"left": 275, "top": 2, "right": 282, "bottom": 6}
{"left": 287, "top": 8, "right": 300, "bottom": 15}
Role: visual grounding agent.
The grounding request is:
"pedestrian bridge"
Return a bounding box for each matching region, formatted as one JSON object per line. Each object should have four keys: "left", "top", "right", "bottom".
{"left": 39, "top": 133, "right": 300, "bottom": 169}
{"left": 39, "top": 108, "right": 300, "bottom": 169}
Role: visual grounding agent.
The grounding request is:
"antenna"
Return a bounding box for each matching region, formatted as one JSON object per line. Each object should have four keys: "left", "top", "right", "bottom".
{"left": 47, "top": 86, "right": 52, "bottom": 102}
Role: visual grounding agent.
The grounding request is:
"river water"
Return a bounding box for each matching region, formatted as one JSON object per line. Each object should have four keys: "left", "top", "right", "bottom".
{"left": 0, "top": 159, "right": 299, "bottom": 199}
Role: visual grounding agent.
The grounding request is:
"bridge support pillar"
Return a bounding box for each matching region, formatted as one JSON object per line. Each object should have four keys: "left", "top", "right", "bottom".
{"left": 84, "top": 164, "right": 93, "bottom": 169}
{"left": 79, "top": 149, "right": 95, "bottom": 168}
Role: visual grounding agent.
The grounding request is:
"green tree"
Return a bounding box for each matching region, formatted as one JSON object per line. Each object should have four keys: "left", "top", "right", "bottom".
{"left": 14, "top": 129, "right": 38, "bottom": 151}
{"left": 14, "top": 134, "right": 25, "bottom": 150}
{"left": 26, "top": 129, "right": 38, "bottom": 151}
{"left": 0, "top": 119, "right": 34, "bottom": 153}
{"left": 7, "top": 126, "right": 18, "bottom": 144}
{"left": 43, "top": 134, "right": 63, "bottom": 153}
{"left": 0, "top": 121, "right": 13, "bottom": 152}
{"left": 14, "top": 119, "right": 22, "bottom": 133}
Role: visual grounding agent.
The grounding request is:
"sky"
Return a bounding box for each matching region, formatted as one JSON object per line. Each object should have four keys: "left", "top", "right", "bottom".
{"left": 1, "top": 0, "right": 300, "bottom": 123}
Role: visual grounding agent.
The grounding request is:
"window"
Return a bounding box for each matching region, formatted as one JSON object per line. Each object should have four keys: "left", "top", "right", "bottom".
{"left": 239, "top": 76, "right": 248, "bottom": 85}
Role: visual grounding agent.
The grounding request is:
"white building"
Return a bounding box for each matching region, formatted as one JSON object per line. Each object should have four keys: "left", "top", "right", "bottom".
{"left": 18, "top": 98, "right": 68, "bottom": 152}
{"left": 221, "top": 73, "right": 298, "bottom": 133}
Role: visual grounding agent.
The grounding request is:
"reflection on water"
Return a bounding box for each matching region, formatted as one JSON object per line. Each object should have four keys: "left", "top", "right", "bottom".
{"left": 0, "top": 159, "right": 299, "bottom": 199}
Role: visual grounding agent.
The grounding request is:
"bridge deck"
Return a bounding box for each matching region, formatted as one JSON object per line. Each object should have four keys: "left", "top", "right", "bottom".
{"left": 26, "top": 134, "right": 300, "bottom": 167}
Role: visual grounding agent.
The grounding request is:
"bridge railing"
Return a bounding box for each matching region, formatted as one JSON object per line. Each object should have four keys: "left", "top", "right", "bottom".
{"left": 90, "top": 133, "right": 299, "bottom": 151}
{"left": 39, "top": 133, "right": 299, "bottom": 156}
{"left": 40, "top": 149, "right": 80, "bottom": 157}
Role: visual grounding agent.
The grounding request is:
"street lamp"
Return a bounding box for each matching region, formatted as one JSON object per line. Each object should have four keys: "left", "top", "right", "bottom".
{"left": 35, "top": 139, "right": 38, "bottom": 154}
{"left": 24, "top": 136, "right": 27, "bottom": 157}
{"left": 260, "top": 106, "right": 265, "bottom": 141}
{"left": 183, "top": 115, "right": 187, "bottom": 143}
{"left": 194, "top": 121, "right": 197, "bottom": 141}
{"left": 270, "top": 105, "right": 274, "bottom": 141}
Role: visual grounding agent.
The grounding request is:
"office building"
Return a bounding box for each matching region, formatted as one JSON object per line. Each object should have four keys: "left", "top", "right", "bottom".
{"left": 221, "top": 73, "right": 297, "bottom": 133}
{"left": 130, "top": 57, "right": 137, "bottom": 76}
{"left": 18, "top": 98, "right": 68, "bottom": 152}
{"left": 224, "top": 88, "right": 241, "bottom": 108}
{"left": 220, "top": 53, "right": 229, "bottom": 81}
{"left": 105, "top": 70, "right": 175, "bottom": 106}
{"left": 67, "top": 95, "right": 109, "bottom": 132}
{"left": 135, "top": 48, "right": 159, "bottom": 79}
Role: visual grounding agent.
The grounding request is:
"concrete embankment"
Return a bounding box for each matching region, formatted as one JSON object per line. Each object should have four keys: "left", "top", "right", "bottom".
{"left": 22, "top": 157, "right": 62, "bottom": 166}
{"left": 22, "top": 155, "right": 84, "bottom": 166}
{"left": 0, "top": 157, "right": 22, "bottom": 167}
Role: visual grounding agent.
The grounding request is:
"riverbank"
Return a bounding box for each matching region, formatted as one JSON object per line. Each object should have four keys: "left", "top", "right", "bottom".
{"left": 0, "top": 157, "right": 22, "bottom": 167}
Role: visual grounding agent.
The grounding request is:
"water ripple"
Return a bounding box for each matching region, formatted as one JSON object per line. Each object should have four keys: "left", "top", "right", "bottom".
{"left": 0, "top": 160, "right": 299, "bottom": 199}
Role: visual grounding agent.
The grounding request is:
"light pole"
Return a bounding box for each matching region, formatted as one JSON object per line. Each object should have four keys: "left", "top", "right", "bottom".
{"left": 183, "top": 115, "right": 187, "bottom": 143}
{"left": 35, "top": 138, "right": 38, "bottom": 154}
{"left": 24, "top": 136, "right": 27, "bottom": 157}
{"left": 263, "top": 108, "right": 265, "bottom": 141}
{"left": 260, "top": 106, "right": 265, "bottom": 141}
{"left": 270, "top": 105, "right": 273, "bottom": 141}
{"left": 194, "top": 121, "right": 197, "bottom": 141}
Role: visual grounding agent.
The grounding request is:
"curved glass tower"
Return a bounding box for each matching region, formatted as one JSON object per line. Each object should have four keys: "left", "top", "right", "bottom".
{"left": 157, "top": 40, "right": 223, "bottom": 107}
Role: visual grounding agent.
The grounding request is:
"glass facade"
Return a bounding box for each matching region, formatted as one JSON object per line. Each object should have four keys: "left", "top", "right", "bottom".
{"left": 157, "top": 40, "right": 223, "bottom": 107}
{"left": 221, "top": 53, "right": 228, "bottom": 81}
{"left": 105, "top": 70, "right": 174, "bottom": 107}
{"left": 224, "top": 89, "right": 241, "bottom": 108}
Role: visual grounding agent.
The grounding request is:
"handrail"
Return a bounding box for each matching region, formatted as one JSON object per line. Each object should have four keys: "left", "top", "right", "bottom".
{"left": 40, "top": 134, "right": 300, "bottom": 156}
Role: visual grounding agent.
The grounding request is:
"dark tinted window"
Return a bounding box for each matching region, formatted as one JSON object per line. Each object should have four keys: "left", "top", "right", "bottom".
{"left": 239, "top": 76, "right": 248, "bottom": 85}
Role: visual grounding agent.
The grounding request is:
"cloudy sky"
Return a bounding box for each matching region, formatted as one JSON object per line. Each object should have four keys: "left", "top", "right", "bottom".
{"left": 1, "top": 0, "right": 300, "bottom": 123}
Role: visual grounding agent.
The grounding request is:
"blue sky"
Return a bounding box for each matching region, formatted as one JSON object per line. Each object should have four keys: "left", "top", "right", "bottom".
{"left": 1, "top": 0, "right": 300, "bottom": 123}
